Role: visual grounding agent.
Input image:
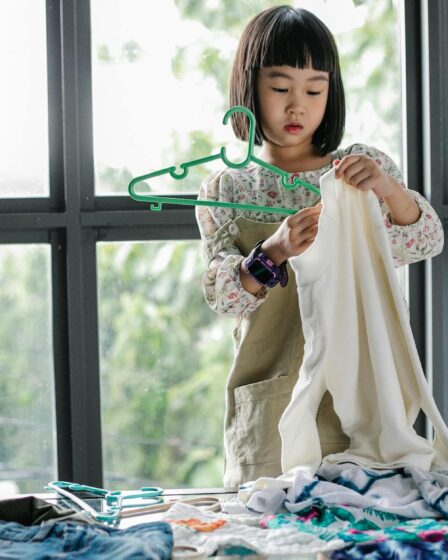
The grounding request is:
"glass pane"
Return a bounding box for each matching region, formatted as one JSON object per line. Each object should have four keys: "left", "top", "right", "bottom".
{"left": 91, "top": 0, "right": 402, "bottom": 194}
{"left": 98, "top": 241, "right": 232, "bottom": 488}
{"left": 0, "top": 245, "right": 56, "bottom": 495}
{"left": 0, "top": 1, "right": 49, "bottom": 197}
{"left": 329, "top": 0, "right": 403, "bottom": 167}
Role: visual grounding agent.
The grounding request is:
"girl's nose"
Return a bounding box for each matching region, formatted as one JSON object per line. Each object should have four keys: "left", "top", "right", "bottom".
{"left": 287, "top": 96, "right": 306, "bottom": 115}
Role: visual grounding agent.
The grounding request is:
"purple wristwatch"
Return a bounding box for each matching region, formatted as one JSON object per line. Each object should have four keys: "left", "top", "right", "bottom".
{"left": 243, "top": 240, "right": 288, "bottom": 288}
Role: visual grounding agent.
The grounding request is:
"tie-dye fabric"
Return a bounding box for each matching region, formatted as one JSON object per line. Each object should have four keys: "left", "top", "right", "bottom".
{"left": 330, "top": 527, "right": 448, "bottom": 559}
{"left": 235, "top": 462, "right": 448, "bottom": 556}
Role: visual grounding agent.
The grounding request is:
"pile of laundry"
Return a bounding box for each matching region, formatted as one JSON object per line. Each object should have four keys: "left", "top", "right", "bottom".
{"left": 5, "top": 472, "right": 448, "bottom": 559}
{"left": 166, "top": 462, "right": 448, "bottom": 558}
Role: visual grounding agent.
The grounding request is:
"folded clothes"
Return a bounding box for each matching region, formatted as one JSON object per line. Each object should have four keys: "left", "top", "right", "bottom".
{"left": 0, "top": 518, "right": 173, "bottom": 559}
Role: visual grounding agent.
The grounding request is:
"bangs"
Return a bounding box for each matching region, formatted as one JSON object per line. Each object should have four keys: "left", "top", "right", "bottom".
{"left": 253, "top": 9, "right": 336, "bottom": 73}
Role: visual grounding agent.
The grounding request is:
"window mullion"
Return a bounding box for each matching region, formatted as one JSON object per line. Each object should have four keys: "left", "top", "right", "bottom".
{"left": 59, "top": 0, "right": 103, "bottom": 486}
{"left": 423, "top": 0, "right": 448, "bottom": 422}
{"left": 403, "top": 0, "right": 426, "bottom": 437}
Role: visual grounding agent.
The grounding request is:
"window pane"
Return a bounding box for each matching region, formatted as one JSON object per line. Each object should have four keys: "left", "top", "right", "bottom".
{"left": 98, "top": 241, "right": 232, "bottom": 488}
{"left": 91, "top": 0, "right": 402, "bottom": 194}
{"left": 0, "top": 1, "right": 49, "bottom": 197}
{"left": 328, "top": 0, "right": 403, "bottom": 167}
{"left": 0, "top": 245, "right": 56, "bottom": 495}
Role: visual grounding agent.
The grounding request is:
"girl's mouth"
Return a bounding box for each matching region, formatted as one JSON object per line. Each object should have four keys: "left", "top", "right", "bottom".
{"left": 284, "top": 124, "right": 303, "bottom": 134}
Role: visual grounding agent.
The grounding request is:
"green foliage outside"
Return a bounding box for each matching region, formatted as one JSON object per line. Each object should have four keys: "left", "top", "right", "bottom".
{"left": 0, "top": 247, "right": 55, "bottom": 493}
{"left": 98, "top": 242, "right": 231, "bottom": 488}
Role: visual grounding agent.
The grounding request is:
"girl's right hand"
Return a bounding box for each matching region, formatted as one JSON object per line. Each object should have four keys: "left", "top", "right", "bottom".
{"left": 261, "top": 202, "right": 323, "bottom": 264}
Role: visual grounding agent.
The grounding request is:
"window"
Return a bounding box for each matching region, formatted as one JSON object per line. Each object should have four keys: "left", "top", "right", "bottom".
{"left": 98, "top": 241, "right": 231, "bottom": 488}
{"left": 1, "top": 0, "right": 441, "bottom": 493}
{"left": 0, "top": 245, "right": 55, "bottom": 494}
{"left": 0, "top": 1, "right": 49, "bottom": 197}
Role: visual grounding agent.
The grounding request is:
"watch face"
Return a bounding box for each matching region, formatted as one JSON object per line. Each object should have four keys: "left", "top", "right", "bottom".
{"left": 247, "top": 260, "right": 276, "bottom": 283}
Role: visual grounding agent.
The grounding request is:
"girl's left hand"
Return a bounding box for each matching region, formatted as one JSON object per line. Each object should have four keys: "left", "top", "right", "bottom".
{"left": 333, "top": 155, "right": 399, "bottom": 198}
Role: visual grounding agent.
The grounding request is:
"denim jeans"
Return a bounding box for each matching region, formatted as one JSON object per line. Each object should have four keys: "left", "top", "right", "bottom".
{"left": 0, "top": 519, "right": 173, "bottom": 559}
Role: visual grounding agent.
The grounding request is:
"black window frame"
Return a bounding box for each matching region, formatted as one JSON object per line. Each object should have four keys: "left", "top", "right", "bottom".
{"left": 0, "top": 0, "right": 446, "bottom": 487}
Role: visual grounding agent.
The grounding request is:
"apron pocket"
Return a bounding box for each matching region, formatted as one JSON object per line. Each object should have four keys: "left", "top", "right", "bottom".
{"left": 234, "top": 376, "right": 291, "bottom": 466}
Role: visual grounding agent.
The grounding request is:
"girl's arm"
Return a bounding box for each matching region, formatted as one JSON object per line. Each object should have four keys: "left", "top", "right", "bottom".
{"left": 195, "top": 170, "right": 268, "bottom": 317}
{"left": 376, "top": 149, "right": 444, "bottom": 267}
{"left": 377, "top": 175, "right": 421, "bottom": 226}
{"left": 340, "top": 145, "right": 444, "bottom": 267}
{"left": 381, "top": 189, "right": 444, "bottom": 267}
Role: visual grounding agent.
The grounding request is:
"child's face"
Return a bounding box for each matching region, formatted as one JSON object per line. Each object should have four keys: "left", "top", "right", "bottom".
{"left": 256, "top": 65, "right": 329, "bottom": 153}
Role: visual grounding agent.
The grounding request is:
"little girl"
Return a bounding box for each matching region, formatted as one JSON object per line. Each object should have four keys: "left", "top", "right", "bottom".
{"left": 195, "top": 5, "right": 444, "bottom": 488}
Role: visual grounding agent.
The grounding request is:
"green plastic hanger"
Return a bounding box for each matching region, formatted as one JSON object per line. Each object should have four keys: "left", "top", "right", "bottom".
{"left": 128, "top": 106, "right": 320, "bottom": 216}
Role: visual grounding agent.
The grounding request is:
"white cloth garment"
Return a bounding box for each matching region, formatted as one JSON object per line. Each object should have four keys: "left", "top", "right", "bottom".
{"left": 164, "top": 501, "right": 346, "bottom": 556}
{"left": 279, "top": 167, "right": 448, "bottom": 478}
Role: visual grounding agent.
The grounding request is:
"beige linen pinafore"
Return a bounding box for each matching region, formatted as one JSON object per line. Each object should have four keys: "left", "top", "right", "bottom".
{"left": 217, "top": 215, "right": 349, "bottom": 488}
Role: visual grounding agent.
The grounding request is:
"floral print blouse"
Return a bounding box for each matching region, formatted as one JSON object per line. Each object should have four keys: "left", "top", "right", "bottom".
{"left": 195, "top": 143, "right": 444, "bottom": 318}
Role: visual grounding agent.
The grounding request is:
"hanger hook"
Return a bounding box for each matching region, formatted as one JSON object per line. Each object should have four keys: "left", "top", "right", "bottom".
{"left": 220, "top": 106, "right": 256, "bottom": 169}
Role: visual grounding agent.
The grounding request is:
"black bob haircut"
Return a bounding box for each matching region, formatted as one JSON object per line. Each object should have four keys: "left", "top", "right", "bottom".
{"left": 229, "top": 5, "right": 345, "bottom": 156}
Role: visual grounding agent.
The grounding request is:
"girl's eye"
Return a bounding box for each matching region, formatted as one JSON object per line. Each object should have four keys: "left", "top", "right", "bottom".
{"left": 272, "top": 88, "right": 288, "bottom": 93}
{"left": 307, "top": 91, "right": 322, "bottom": 96}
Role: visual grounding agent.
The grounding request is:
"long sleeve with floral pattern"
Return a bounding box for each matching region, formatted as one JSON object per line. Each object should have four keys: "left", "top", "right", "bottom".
{"left": 196, "top": 144, "right": 444, "bottom": 318}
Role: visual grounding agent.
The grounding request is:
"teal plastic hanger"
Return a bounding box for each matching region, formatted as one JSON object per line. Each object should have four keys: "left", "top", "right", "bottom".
{"left": 47, "top": 481, "right": 164, "bottom": 526}
{"left": 128, "top": 105, "right": 320, "bottom": 216}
